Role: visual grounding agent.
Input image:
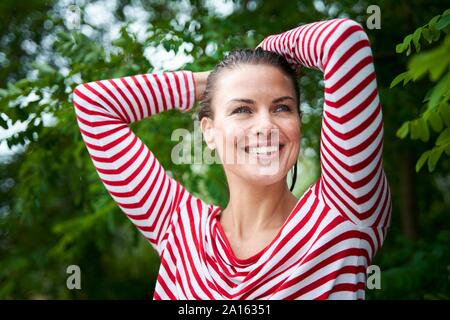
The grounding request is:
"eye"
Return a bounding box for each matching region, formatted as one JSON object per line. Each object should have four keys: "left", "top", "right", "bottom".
{"left": 232, "top": 105, "right": 252, "bottom": 114}
{"left": 275, "top": 104, "right": 292, "bottom": 112}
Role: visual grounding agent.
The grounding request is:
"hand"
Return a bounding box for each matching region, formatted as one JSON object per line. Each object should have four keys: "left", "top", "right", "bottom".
{"left": 256, "top": 35, "right": 302, "bottom": 77}
{"left": 193, "top": 70, "right": 212, "bottom": 101}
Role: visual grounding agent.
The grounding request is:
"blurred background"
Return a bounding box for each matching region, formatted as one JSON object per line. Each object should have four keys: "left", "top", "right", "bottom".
{"left": 0, "top": 0, "right": 449, "bottom": 299}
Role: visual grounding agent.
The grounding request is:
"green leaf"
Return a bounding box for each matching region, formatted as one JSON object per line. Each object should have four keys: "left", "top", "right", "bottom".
{"left": 397, "top": 34, "right": 413, "bottom": 54}
{"left": 439, "top": 102, "right": 450, "bottom": 127}
{"left": 416, "top": 150, "right": 431, "bottom": 172}
{"left": 411, "top": 119, "right": 420, "bottom": 140}
{"left": 406, "top": 43, "right": 412, "bottom": 56}
{"left": 428, "top": 15, "right": 441, "bottom": 29}
{"left": 15, "top": 79, "right": 29, "bottom": 89}
{"left": 395, "top": 43, "right": 405, "bottom": 53}
{"left": 422, "top": 28, "right": 432, "bottom": 43}
{"left": 432, "top": 28, "right": 441, "bottom": 41}
{"left": 436, "top": 13, "right": 450, "bottom": 30}
{"left": 396, "top": 121, "right": 410, "bottom": 139}
{"left": 428, "top": 147, "right": 444, "bottom": 172}
{"left": 7, "top": 82, "right": 22, "bottom": 96}
{"left": 0, "top": 88, "right": 8, "bottom": 97}
{"left": 427, "top": 110, "right": 443, "bottom": 132}
{"left": 423, "top": 88, "right": 433, "bottom": 103}
{"left": 408, "top": 53, "right": 430, "bottom": 80}
{"left": 418, "top": 117, "right": 430, "bottom": 142}
{"left": 390, "top": 72, "right": 411, "bottom": 88}
{"left": 84, "top": 52, "right": 98, "bottom": 64}
{"left": 436, "top": 128, "right": 450, "bottom": 146}
{"left": 34, "top": 63, "right": 55, "bottom": 75}
{"left": 409, "top": 118, "right": 429, "bottom": 142}
{"left": 429, "top": 58, "right": 448, "bottom": 82}
{"left": 412, "top": 28, "right": 422, "bottom": 52}
{"left": 112, "top": 37, "right": 128, "bottom": 48}
{"left": 445, "top": 143, "right": 450, "bottom": 156}
{"left": 428, "top": 73, "right": 450, "bottom": 109}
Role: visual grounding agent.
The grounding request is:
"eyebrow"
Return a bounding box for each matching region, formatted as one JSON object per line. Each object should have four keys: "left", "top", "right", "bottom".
{"left": 226, "top": 96, "right": 295, "bottom": 105}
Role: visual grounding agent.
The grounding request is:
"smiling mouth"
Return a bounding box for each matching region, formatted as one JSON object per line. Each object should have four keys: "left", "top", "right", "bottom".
{"left": 243, "top": 144, "right": 285, "bottom": 155}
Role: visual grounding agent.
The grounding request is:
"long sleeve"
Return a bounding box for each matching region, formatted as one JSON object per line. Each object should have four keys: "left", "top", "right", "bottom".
{"left": 72, "top": 70, "right": 197, "bottom": 256}
{"left": 257, "top": 18, "right": 392, "bottom": 228}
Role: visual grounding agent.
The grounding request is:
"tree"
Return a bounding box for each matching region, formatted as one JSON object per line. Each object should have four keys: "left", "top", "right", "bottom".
{"left": 391, "top": 9, "right": 450, "bottom": 173}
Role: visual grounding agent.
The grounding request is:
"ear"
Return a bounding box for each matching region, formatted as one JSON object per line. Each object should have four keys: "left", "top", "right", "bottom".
{"left": 200, "top": 117, "right": 216, "bottom": 150}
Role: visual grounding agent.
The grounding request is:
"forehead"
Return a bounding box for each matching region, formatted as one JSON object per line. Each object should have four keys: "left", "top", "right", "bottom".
{"left": 214, "top": 64, "right": 295, "bottom": 102}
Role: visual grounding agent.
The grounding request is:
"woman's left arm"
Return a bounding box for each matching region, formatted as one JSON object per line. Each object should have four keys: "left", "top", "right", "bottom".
{"left": 257, "top": 18, "right": 392, "bottom": 230}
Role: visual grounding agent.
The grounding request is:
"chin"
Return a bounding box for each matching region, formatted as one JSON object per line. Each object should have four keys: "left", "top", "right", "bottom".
{"left": 241, "top": 164, "right": 287, "bottom": 185}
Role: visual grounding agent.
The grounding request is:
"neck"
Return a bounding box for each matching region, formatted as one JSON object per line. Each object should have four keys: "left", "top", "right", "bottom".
{"left": 220, "top": 174, "right": 299, "bottom": 242}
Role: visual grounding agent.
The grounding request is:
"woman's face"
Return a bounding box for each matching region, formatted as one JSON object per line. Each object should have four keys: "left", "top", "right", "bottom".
{"left": 201, "top": 64, "right": 301, "bottom": 187}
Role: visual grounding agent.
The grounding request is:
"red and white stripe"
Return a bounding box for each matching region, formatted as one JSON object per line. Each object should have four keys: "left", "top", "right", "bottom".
{"left": 73, "top": 18, "right": 392, "bottom": 300}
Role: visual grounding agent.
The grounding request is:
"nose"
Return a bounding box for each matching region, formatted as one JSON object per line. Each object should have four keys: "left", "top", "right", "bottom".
{"left": 251, "top": 111, "right": 280, "bottom": 142}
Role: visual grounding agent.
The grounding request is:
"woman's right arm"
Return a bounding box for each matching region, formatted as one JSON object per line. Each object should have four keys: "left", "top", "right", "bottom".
{"left": 72, "top": 70, "right": 198, "bottom": 257}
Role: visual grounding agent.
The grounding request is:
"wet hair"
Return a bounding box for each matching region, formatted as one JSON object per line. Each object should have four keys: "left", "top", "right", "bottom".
{"left": 197, "top": 47, "right": 301, "bottom": 192}
{"left": 198, "top": 47, "right": 302, "bottom": 121}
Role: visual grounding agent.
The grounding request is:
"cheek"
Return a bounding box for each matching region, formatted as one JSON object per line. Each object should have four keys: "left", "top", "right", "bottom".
{"left": 229, "top": 120, "right": 247, "bottom": 138}
{"left": 213, "top": 123, "right": 246, "bottom": 158}
{"left": 283, "top": 119, "right": 301, "bottom": 141}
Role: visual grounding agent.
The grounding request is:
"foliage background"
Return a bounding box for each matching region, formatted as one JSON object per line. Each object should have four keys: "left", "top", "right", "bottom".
{"left": 0, "top": 0, "right": 449, "bottom": 299}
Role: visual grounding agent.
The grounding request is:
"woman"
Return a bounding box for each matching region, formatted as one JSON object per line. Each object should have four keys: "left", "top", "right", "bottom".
{"left": 72, "top": 18, "right": 392, "bottom": 300}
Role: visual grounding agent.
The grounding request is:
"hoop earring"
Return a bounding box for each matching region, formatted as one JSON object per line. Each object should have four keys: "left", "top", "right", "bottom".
{"left": 289, "top": 162, "right": 298, "bottom": 192}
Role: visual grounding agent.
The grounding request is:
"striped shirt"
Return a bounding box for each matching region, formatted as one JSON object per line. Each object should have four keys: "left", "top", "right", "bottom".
{"left": 72, "top": 18, "right": 392, "bottom": 300}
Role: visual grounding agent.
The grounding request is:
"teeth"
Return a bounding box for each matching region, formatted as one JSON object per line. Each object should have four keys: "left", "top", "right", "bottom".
{"left": 248, "top": 145, "right": 280, "bottom": 154}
